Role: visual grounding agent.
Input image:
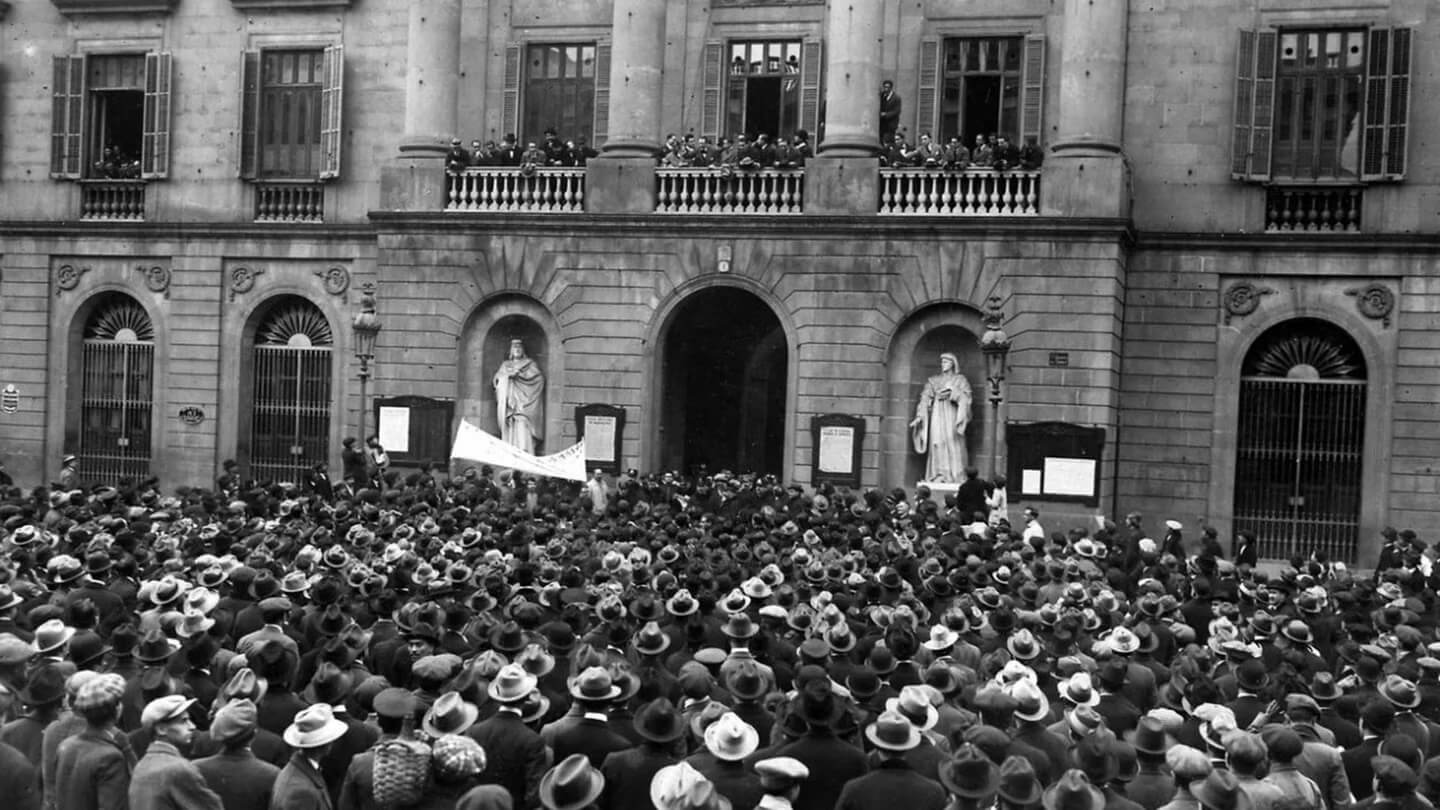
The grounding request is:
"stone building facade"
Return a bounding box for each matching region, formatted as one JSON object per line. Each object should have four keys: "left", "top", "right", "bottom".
{"left": 0, "top": 0, "right": 1435, "bottom": 566}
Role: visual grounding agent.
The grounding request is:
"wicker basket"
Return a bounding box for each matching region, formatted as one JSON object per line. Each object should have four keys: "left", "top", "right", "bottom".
{"left": 372, "top": 725, "right": 431, "bottom": 808}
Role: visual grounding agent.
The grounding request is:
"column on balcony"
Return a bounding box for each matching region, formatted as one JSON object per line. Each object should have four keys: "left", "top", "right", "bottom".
{"left": 381, "top": 0, "right": 463, "bottom": 210}
{"left": 587, "top": 0, "right": 668, "bottom": 214}
{"left": 1041, "top": 0, "right": 1131, "bottom": 217}
{"left": 805, "top": 0, "right": 884, "bottom": 215}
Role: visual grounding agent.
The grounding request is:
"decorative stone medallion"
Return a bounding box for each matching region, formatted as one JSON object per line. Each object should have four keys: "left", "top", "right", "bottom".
{"left": 136, "top": 264, "right": 172, "bottom": 297}
{"left": 1222, "top": 282, "right": 1274, "bottom": 325}
{"left": 1346, "top": 283, "right": 1395, "bottom": 328}
{"left": 314, "top": 265, "right": 351, "bottom": 296}
{"left": 229, "top": 266, "right": 265, "bottom": 301}
{"left": 54, "top": 264, "right": 91, "bottom": 296}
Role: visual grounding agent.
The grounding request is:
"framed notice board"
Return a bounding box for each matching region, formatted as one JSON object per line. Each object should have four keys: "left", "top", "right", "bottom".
{"left": 575, "top": 403, "right": 626, "bottom": 474}
{"left": 1006, "top": 421, "right": 1106, "bottom": 507}
{"left": 373, "top": 396, "right": 455, "bottom": 469}
{"left": 811, "top": 413, "right": 865, "bottom": 488}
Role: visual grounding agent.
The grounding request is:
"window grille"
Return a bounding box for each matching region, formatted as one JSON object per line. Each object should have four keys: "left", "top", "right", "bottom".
{"left": 248, "top": 297, "right": 332, "bottom": 484}
{"left": 77, "top": 294, "right": 154, "bottom": 484}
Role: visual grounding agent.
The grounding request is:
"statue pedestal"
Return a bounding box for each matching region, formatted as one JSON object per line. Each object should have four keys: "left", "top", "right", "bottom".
{"left": 916, "top": 481, "right": 961, "bottom": 504}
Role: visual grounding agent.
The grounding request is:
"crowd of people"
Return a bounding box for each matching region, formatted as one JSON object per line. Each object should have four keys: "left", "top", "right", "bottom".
{"left": 446, "top": 131, "right": 601, "bottom": 174}
{"left": 880, "top": 132, "right": 1044, "bottom": 172}
{"left": 0, "top": 453, "right": 1434, "bottom": 810}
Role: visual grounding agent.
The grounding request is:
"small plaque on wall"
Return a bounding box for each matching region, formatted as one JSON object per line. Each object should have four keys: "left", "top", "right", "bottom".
{"left": 811, "top": 413, "right": 865, "bottom": 488}
{"left": 575, "top": 404, "right": 626, "bottom": 474}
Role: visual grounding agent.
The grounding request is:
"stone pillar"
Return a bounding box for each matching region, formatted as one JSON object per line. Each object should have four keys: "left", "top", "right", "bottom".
{"left": 400, "top": 0, "right": 462, "bottom": 155}
{"left": 588, "top": 0, "right": 667, "bottom": 213}
{"left": 805, "top": 0, "right": 883, "bottom": 215}
{"left": 1042, "top": 0, "right": 1131, "bottom": 217}
{"left": 382, "top": 0, "right": 462, "bottom": 211}
{"left": 818, "top": 0, "right": 884, "bottom": 158}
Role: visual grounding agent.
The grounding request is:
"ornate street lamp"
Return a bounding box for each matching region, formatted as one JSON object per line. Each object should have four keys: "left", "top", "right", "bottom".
{"left": 352, "top": 283, "right": 382, "bottom": 443}
{"left": 979, "top": 296, "right": 1011, "bottom": 479}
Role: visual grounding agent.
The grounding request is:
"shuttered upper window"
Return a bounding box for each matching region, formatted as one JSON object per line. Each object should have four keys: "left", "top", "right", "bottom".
{"left": 50, "top": 51, "right": 172, "bottom": 180}
{"left": 501, "top": 42, "right": 612, "bottom": 148}
{"left": 698, "top": 39, "right": 822, "bottom": 144}
{"left": 916, "top": 34, "right": 1045, "bottom": 148}
{"left": 1232, "top": 27, "right": 1411, "bottom": 183}
{"left": 239, "top": 45, "right": 344, "bottom": 181}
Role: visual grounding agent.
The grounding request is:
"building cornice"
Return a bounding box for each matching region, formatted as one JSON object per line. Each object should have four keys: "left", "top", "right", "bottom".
{"left": 0, "top": 220, "right": 376, "bottom": 241}
{"left": 1135, "top": 231, "right": 1440, "bottom": 254}
{"left": 51, "top": 0, "right": 178, "bottom": 16}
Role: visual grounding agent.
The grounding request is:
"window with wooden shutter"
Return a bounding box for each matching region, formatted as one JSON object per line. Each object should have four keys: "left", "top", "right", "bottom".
{"left": 522, "top": 43, "right": 599, "bottom": 145}
{"left": 592, "top": 43, "right": 611, "bottom": 147}
{"left": 51, "top": 55, "right": 87, "bottom": 179}
{"left": 799, "top": 39, "right": 822, "bottom": 140}
{"left": 915, "top": 38, "right": 940, "bottom": 139}
{"left": 502, "top": 44, "right": 522, "bottom": 139}
{"left": 1362, "top": 27, "right": 1411, "bottom": 181}
{"left": 700, "top": 41, "right": 724, "bottom": 141}
{"left": 1231, "top": 29, "right": 1277, "bottom": 181}
{"left": 320, "top": 44, "right": 343, "bottom": 180}
{"left": 238, "top": 50, "right": 260, "bottom": 179}
{"left": 140, "top": 51, "right": 171, "bottom": 179}
{"left": 1020, "top": 34, "right": 1045, "bottom": 147}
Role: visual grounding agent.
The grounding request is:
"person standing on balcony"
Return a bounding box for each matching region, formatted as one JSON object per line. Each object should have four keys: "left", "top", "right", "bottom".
{"left": 445, "top": 139, "right": 471, "bottom": 173}
{"left": 1019, "top": 136, "right": 1045, "bottom": 170}
{"left": 879, "top": 80, "right": 902, "bottom": 144}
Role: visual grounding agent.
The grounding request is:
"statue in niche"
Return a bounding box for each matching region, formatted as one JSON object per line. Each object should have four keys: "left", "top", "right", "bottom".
{"left": 909, "top": 352, "right": 972, "bottom": 482}
{"left": 493, "top": 338, "right": 545, "bottom": 453}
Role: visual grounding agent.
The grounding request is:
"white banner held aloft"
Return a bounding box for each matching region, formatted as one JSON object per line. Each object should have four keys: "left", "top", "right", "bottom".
{"left": 450, "top": 420, "right": 587, "bottom": 482}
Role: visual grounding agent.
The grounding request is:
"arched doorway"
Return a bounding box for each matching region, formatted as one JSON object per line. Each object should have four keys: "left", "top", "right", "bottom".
{"left": 72, "top": 292, "right": 155, "bottom": 482}
{"left": 244, "top": 296, "right": 334, "bottom": 483}
{"left": 1233, "top": 318, "right": 1367, "bottom": 563}
{"left": 659, "top": 287, "right": 787, "bottom": 476}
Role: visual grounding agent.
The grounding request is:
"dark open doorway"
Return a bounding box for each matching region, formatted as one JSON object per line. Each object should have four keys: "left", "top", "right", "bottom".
{"left": 660, "top": 288, "right": 787, "bottom": 477}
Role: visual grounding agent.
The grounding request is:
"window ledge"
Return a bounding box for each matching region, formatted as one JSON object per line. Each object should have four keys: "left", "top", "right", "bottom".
{"left": 229, "top": 0, "right": 354, "bottom": 9}
{"left": 51, "top": 0, "right": 177, "bottom": 15}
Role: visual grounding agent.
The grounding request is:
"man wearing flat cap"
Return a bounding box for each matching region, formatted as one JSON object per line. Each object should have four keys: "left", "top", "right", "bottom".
{"left": 54, "top": 673, "right": 134, "bottom": 810}
{"left": 194, "top": 699, "right": 281, "bottom": 810}
{"left": 130, "top": 694, "right": 224, "bottom": 810}
{"left": 754, "top": 757, "right": 808, "bottom": 810}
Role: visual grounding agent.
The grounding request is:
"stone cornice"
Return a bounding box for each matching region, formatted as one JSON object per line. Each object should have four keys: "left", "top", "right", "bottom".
{"left": 0, "top": 220, "right": 375, "bottom": 241}
{"left": 229, "top": 0, "right": 354, "bottom": 9}
{"left": 1135, "top": 230, "right": 1440, "bottom": 254}
{"left": 367, "top": 211, "right": 1137, "bottom": 245}
{"left": 52, "top": 0, "right": 178, "bottom": 15}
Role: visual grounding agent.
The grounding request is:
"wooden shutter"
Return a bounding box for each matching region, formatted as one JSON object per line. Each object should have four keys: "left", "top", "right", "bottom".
{"left": 1362, "top": 27, "right": 1412, "bottom": 181}
{"left": 501, "top": 44, "right": 522, "bottom": 140}
{"left": 320, "top": 44, "right": 344, "bottom": 180}
{"left": 915, "top": 38, "right": 940, "bottom": 138}
{"left": 799, "top": 39, "right": 823, "bottom": 140}
{"left": 239, "top": 50, "right": 260, "bottom": 179}
{"left": 592, "top": 42, "right": 612, "bottom": 147}
{"left": 141, "top": 51, "right": 172, "bottom": 179}
{"left": 1231, "top": 29, "right": 1277, "bottom": 181}
{"left": 1019, "top": 35, "right": 1046, "bottom": 146}
{"left": 50, "top": 55, "right": 86, "bottom": 179}
{"left": 700, "top": 41, "right": 724, "bottom": 141}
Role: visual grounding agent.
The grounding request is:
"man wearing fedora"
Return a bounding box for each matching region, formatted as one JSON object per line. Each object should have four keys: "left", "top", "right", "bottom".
{"left": 598, "top": 697, "right": 684, "bottom": 810}
{"left": 194, "top": 698, "right": 281, "bottom": 810}
{"left": 774, "top": 681, "right": 868, "bottom": 810}
{"left": 2, "top": 664, "right": 66, "bottom": 766}
{"left": 837, "top": 709, "right": 946, "bottom": 810}
{"left": 691, "top": 711, "right": 764, "bottom": 810}
{"left": 130, "top": 694, "right": 224, "bottom": 810}
{"left": 546, "top": 667, "right": 631, "bottom": 769}
{"left": 1276, "top": 694, "right": 1351, "bottom": 809}
{"left": 274, "top": 704, "right": 349, "bottom": 810}
{"left": 468, "top": 663, "right": 550, "bottom": 809}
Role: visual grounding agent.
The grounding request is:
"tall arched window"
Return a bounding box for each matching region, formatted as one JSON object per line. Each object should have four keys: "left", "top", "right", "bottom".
{"left": 76, "top": 293, "right": 154, "bottom": 482}
{"left": 1234, "top": 318, "right": 1367, "bottom": 563}
{"left": 248, "top": 296, "right": 332, "bottom": 483}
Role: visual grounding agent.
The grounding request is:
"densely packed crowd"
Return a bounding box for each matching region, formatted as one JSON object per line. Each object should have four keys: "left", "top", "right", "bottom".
{"left": 0, "top": 457, "right": 1434, "bottom": 810}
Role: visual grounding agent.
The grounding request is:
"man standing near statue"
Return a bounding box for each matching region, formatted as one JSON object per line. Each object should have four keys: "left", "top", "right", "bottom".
{"left": 910, "top": 352, "right": 972, "bottom": 483}
{"left": 493, "top": 338, "right": 545, "bottom": 454}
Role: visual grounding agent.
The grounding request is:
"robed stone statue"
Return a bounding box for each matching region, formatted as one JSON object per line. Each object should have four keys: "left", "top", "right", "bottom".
{"left": 493, "top": 338, "right": 545, "bottom": 453}
{"left": 909, "top": 352, "right": 972, "bottom": 482}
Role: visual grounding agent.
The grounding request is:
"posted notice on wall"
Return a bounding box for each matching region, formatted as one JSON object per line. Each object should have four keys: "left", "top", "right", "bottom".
{"left": 583, "top": 415, "right": 617, "bottom": 463}
{"left": 1042, "top": 457, "right": 1096, "bottom": 497}
{"left": 378, "top": 406, "right": 410, "bottom": 452}
{"left": 818, "top": 426, "right": 855, "bottom": 474}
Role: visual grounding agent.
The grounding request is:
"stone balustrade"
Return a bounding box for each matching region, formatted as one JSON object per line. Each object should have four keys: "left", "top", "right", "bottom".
{"left": 1265, "top": 187, "right": 1362, "bottom": 233}
{"left": 655, "top": 168, "right": 804, "bottom": 214}
{"left": 255, "top": 182, "right": 325, "bottom": 223}
{"left": 879, "top": 169, "right": 1041, "bottom": 216}
{"left": 79, "top": 180, "right": 146, "bottom": 221}
{"left": 445, "top": 167, "right": 586, "bottom": 213}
